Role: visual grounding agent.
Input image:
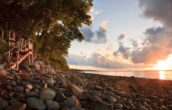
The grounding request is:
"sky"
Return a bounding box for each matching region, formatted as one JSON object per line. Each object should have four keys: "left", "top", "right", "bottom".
{"left": 67, "top": 0, "right": 172, "bottom": 70}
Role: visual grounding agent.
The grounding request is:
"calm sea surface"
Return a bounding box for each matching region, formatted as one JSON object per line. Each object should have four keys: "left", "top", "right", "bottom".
{"left": 82, "top": 70, "right": 172, "bottom": 80}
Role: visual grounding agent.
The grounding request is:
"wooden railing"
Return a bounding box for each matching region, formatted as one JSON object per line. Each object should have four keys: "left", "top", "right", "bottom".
{"left": 5, "top": 32, "right": 33, "bottom": 70}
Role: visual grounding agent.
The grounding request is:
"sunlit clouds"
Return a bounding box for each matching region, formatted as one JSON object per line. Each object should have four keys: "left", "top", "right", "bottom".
{"left": 68, "top": 0, "right": 172, "bottom": 70}
{"left": 80, "top": 20, "right": 108, "bottom": 43}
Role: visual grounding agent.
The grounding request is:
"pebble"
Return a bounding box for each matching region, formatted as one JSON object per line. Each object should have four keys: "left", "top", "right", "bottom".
{"left": 25, "top": 84, "right": 33, "bottom": 91}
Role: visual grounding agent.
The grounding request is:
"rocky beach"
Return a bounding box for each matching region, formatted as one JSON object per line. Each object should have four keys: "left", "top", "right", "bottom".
{"left": 0, "top": 62, "right": 172, "bottom": 110}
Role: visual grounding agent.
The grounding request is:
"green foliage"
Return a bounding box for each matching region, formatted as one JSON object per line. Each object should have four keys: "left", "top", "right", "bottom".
{"left": 0, "top": 0, "right": 93, "bottom": 70}
{"left": 0, "top": 39, "right": 8, "bottom": 62}
{"left": 0, "top": 39, "right": 7, "bottom": 53}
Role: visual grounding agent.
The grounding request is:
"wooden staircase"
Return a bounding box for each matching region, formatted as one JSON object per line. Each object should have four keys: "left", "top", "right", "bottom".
{"left": 5, "top": 32, "right": 33, "bottom": 70}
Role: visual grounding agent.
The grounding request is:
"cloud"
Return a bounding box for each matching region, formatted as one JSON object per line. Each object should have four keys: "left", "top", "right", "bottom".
{"left": 130, "top": 39, "right": 138, "bottom": 48}
{"left": 114, "top": 42, "right": 130, "bottom": 59}
{"left": 115, "top": 27, "right": 172, "bottom": 64}
{"left": 81, "top": 20, "right": 108, "bottom": 43}
{"left": 67, "top": 52, "right": 134, "bottom": 69}
{"left": 139, "top": 0, "right": 172, "bottom": 29}
{"left": 113, "top": 0, "right": 172, "bottom": 65}
{"left": 89, "top": 7, "right": 102, "bottom": 16}
{"left": 136, "top": 0, "right": 172, "bottom": 63}
{"left": 118, "top": 34, "right": 125, "bottom": 40}
{"left": 89, "top": 7, "right": 102, "bottom": 20}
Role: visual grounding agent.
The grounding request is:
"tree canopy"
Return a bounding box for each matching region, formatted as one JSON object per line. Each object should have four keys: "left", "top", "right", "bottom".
{"left": 0, "top": 0, "right": 93, "bottom": 70}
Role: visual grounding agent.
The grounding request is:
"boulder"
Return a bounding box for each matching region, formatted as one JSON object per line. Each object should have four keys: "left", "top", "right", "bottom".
{"left": 102, "top": 95, "right": 117, "bottom": 103}
{"left": 89, "top": 95, "right": 102, "bottom": 102}
{"left": 67, "top": 84, "right": 84, "bottom": 95}
{"left": 0, "top": 64, "right": 4, "bottom": 70}
{"left": 55, "top": 90, "right": 66, "bottom": 102}
{"left": 33, "top": 60, "right": 44, "bottom": 71}
{"left": 139, "top": 105, "right": 148, "bottom": 110}
{"left": 45, "top": 77, "right": 55, "bottom": 87}
{"left": 6, "top": 102, "right": 26, "bottom": 110}
{"left": 64, "top": 96, "right": 81, "bottom": 108}
{"left": 0, "top": 98, "right": 8, "bottom": 109}
{"left": 93, "top": 86, "right": 103, "bottom": 91}
{"left": 40, "top": 88, "right": 56, "bottom": 100}
{"left": 27, "top": 97, "right": 46, "bottom": 110}
{"left": 71, "top": 107, "right": 85, "bottom": 110}
{"left": 15, "top": 86, "right": 24, "bottom": 93}
{"left": 93, "top": 102, "right": 113, "bottom": 110}
{"left": 46, "top": 100, "right": 60, "bottom": 110}
{"left": 0, "top": 69, "right": 7, "bottom": 76}
{"left": 61, "top": 107, "right": 70, "bottom": 110}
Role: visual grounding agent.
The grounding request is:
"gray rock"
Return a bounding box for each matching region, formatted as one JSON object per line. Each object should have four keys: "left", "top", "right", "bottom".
{"left": 0, "top": 98, "right": 8, "bottom": 109}
{"left": 20, "top": 62, "right": 32, "bottom": 72}
{"left": 0, "top": 64, "right": 4, "bottom": 70}
{"left": 15, "top": 86, "right": 24, "bottom": 93}
{"left": 89, "top": 95, "right": 102, "bottom": 102}
{"left": 45, "top": 77, "right": 55, "bottom": 87}
{"left": 64, "top": 96, "right": 81, "bottom": 108}
{"left": 6, "top": 102, "right": 26, "bottom": 110}
{"left": 67, "top": 84, "right": 84, "bottom": 95}
{"left": 8, "top": 98, "right": 18, "bottom": 105}
{"left": 102, "top": 95, "right": 117, "bottom": 103}
{"left": 5, "top": 80, "right": 16, "bottom": 86}
{"left": 160, "top": 105, "right": 168, "bottom": 110}
{"left": 93, "top": 102, "right": 113, "bottom": 110}
{"left": 27, "top": 97, "right": 46, "bottom": 110}
{"left": 55, "top": 90, "right": 66, "bottom": 102}
{"left": 26, "top": 91, "right": 38, "bottom": 97}
{"left": 71, "top": 107, "right": 85, "bottom": 110}
{"left": 93, "top": 86, "right": 103, "bottom": 91}
{"left": 139, "top": 105, "right": 148, "bottom": 110}
{"left": 61, "top": 107, "right": 70, "bottom": 110}
{"left": 40, "top": 88, "right": 56, "bottom": 100}
{"left": 46, "top": 100, "right": 60, "bottom": 110}
{"left": 56, "top": 76, "right": 67, "bottom": 88}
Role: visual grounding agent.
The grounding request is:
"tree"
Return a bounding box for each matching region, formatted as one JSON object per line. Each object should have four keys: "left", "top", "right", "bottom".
{"left": 0, "top": 0, "right": 93, "bottom": 70}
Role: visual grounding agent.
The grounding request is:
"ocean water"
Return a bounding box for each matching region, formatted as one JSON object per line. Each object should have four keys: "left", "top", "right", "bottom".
{"left": 82, "top": 70, "right": 172, "bottom": 80}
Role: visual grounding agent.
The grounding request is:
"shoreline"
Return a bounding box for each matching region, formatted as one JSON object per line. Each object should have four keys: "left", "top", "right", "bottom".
{"left": 77, "top": 70, "right": 172, "bottom": 81}
{"left": 0, "top": 67, "right": 172, "bottom": 109}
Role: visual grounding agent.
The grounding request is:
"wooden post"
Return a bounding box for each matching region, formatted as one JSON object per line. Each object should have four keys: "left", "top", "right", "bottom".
{"left": 1, "top": 29, "right": 4, "bottom": 39}
{"left": 16, "top": 51, "right": 19, "bottom": 70}
{"left": 6, "top": 33, "right": 34, "bottom": 70}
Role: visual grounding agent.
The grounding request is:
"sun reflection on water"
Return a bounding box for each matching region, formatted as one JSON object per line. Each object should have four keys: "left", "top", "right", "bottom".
{"left": 159, "top": 71, "right": 165, "bottom": 80}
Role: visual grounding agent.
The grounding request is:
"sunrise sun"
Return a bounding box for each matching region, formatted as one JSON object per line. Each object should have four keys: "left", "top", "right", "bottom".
{"left": 153, "top": 55, "right": 172, "bottom": 71}
{"left": 153, "top": 55, "right": 172, "bottom": 80}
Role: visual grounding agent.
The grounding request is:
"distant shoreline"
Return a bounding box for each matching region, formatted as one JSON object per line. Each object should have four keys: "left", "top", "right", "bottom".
{"left": 69, "top": 69, "right": 172, "bottom": 80}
